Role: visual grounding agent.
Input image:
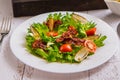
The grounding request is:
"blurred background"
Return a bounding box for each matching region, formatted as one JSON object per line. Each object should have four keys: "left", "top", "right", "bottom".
{"left": 0, "top": 0, "right": 13, "bottom": 16}
{"left": 0, "top": 0, "right": 108, "bottom": 17}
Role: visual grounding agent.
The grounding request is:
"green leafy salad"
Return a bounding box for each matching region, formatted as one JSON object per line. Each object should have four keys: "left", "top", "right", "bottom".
{"left": 25, "top": 13, "right": 107, "bottom": 63}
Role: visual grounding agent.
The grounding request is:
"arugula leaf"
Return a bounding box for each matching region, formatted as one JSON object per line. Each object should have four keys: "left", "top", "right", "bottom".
{"left": 76, "top": 22, "right": 87, "bottom": 38}
{"left": 25, "top": 35, "right": 35, "bottom": 51}
{"left": 76, "top": 21, "right": 96, "bottom": 38}
{"left": 94, "top": 35, "right": 107, "bottom": 47}
{"left": 26, "top": 35, "right": 35, "bottom": 44}
{"left": 84, "top": 21, "right": 96, "bottom": 30}
{"left": 41, "top": 33, "right": 55, "bottom": 43}
{"left": 47, "top": 13, "right": 62, "bottom": 20}
{"left": 57, "top": 23, "right": 69, "bottom": 34}
{"left": 46, "top": 44, "right": 62, "bottom": 62}
{"left": 47, "top": 51, "right": 57, "bottom": 62}
{"left": 25, "top": 35, "right": 34, "bottom": 53}
{"left": 32, "top": 23, "right": 49, "bottom": 35}
{"left": 61, "top": 13, "right": 78, "bottom": 27}
{"left": 35, "top": 49, "right": 48, "bottom": 59}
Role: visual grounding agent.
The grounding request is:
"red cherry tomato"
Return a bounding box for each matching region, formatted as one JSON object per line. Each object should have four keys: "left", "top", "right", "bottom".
{"left": 60, "top": 44, "right": 72, "bottom": 52}
{"left": 86, "top": 28, "right": 96, "bottom": 36}
{"left": 84, "top": 40, "right": 97, "bottom": 52}
{"left": 47, "top": 31, "right": 58, "bottom": 37}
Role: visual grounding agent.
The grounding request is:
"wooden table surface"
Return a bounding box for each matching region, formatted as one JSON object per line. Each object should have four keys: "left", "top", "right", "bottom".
{"left": 0, "top": 9, "right": 120, "bottom": 80}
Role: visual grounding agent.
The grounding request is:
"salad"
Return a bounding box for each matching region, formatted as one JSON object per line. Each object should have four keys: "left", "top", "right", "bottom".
{"left": 25, "top": 13, "right": 107, "bottom": 63}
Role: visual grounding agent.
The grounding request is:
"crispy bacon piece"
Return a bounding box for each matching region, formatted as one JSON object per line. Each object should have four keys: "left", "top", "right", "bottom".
{"left": 63, "top": 38, "right": 73, "bottom": 44}
{"left": 72, "top": 38, "right": 85, "bottom": 45}
{"left": 62, "top": 31, "right": 72, "bottom": 39}
{"left": 56, "top": 37, "right": 64, "bottom": 43}
{"left": 68, "top": 26, "right": 78, "bottom": 35}
{"left": 56, "top": 26, "right": 78, "bottom": 43}
{"left": 54, "top": 20, "right": 62, "bottom": 28}
{"left": 32, "top": 40, "right": 46, "bottom": 49}
{"left": 64, "top": 38, "right": 85, "bottom": 45}
{"left": 56, "top": 26, "right": 86, "bottom": 45}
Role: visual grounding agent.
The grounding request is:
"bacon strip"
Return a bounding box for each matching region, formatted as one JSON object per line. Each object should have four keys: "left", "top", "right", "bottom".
{"left": 56, "top": 26, "right": 85, "bottom": 45}
{"left": 32, "top": 40, "right": 46, "bottom": 49}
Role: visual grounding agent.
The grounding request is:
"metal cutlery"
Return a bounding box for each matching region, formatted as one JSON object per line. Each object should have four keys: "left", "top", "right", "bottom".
{"left": 0, "top": 17, "right": 12, "bottom": 43}
{"left": 117, "top": 23, "right": 120, "bottom": 38}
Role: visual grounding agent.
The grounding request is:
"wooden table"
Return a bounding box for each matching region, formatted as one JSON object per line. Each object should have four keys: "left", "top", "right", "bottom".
{"left": 0, "top": 9, "right": 120, "bottom": 80}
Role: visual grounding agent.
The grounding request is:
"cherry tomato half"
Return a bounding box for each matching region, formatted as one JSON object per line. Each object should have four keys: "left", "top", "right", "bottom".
{"left": 86, "top": 27, "right": 96, "bottom": 36}
{"left": 84, "top": 40, "right": 97, "bottom": 52}
{"left": 60, "top": 44, "right": 72, "bottom": 52}
{"left": 47, "top": 31, "right": 58, "bottom": 37}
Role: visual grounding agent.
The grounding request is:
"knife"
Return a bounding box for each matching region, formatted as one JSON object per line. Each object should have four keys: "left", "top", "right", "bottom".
{"left": 117, "top": 23, "right": 120, "bottom": 38}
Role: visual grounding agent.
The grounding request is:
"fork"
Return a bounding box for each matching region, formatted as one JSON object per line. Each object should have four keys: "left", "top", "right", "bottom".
{"left": 117, "top": 23, "right": 120, "bottom": 38}
{"left": 0, "top": 17, "right": 12, "bottom": 43}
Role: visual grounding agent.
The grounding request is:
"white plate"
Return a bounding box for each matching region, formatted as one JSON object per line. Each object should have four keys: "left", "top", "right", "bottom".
{"left": 10, "top": 11, "right": 119, "bottom": 73}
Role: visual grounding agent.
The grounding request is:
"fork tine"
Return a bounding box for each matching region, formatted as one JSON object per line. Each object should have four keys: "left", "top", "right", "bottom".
{"left": 3, "top": 17, "right": 8, "bottom": 32}
{"left": 8, "top": 17, "right": 12, "bottom": 31}
{"left": 5, "top": 17, "right": 12, "bottom": 32}
{"left": 0, "top": 16, "right": 12, "bottom": 43}
{"left": 1, "top": 17, "right": 12, "bottom": 33}
{"left": 0, "top": 17, "right": 5, "bottom": 33}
